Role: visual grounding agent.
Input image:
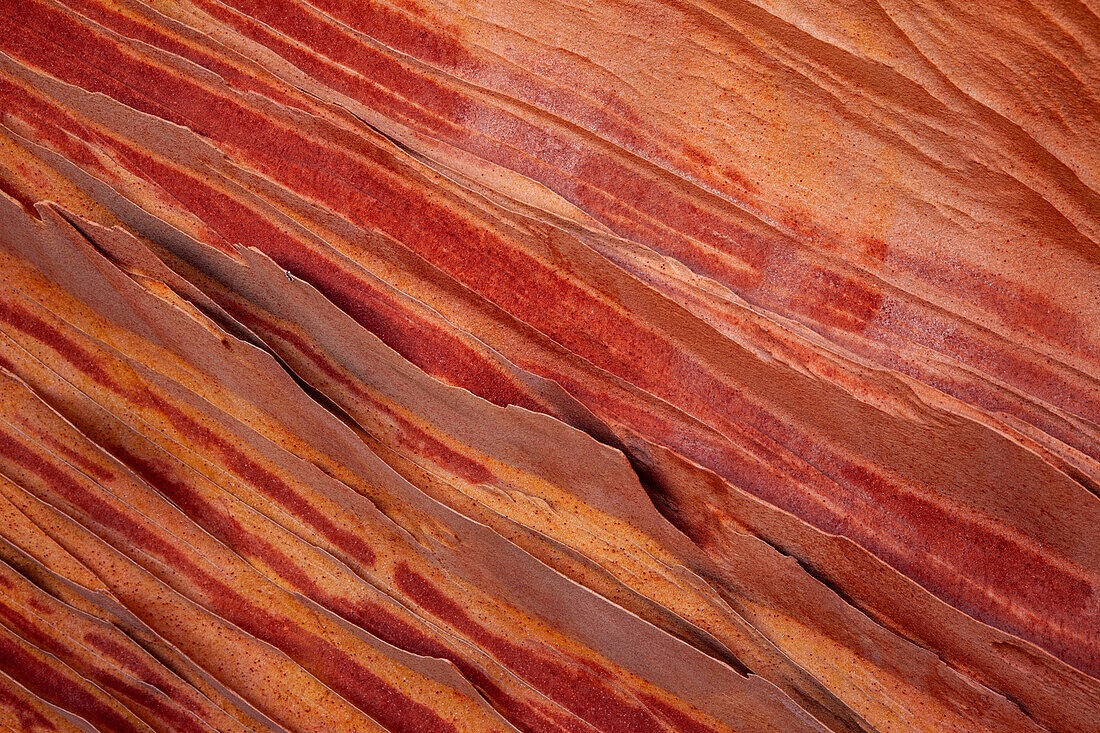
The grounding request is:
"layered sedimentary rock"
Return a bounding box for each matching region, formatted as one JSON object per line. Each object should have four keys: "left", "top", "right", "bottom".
{"left": 0, "top": 0, "right": 1096, "bottom": 731}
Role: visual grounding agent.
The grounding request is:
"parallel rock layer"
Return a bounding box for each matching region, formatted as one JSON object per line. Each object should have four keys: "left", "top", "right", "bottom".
{"left": 0, "top": 0, "right": 1096, "bottom": 731}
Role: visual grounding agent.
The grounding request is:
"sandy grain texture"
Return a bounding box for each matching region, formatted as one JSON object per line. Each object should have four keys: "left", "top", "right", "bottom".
{"left": 0, "top": 0, "right": 1097, "bottom": 731}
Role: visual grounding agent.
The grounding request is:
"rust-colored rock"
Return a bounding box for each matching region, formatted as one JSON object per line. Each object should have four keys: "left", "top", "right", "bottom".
{"left": 0, "top": 0, "right": 1096, "bottom": 731}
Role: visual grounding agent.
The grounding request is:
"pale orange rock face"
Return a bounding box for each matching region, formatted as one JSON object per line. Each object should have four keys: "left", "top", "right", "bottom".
{"left": 0, "top": 0, "right": 1096, "bottom": 731}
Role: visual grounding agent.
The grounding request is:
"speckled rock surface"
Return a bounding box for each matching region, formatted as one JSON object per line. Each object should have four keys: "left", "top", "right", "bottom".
{"left": 0, "top": 1, "right": 1097, "bottom": 731}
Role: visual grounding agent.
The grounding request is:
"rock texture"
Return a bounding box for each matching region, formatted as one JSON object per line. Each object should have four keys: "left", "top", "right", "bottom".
{"left": 0, "top": 0, "right": 1097, "bottom": 731}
